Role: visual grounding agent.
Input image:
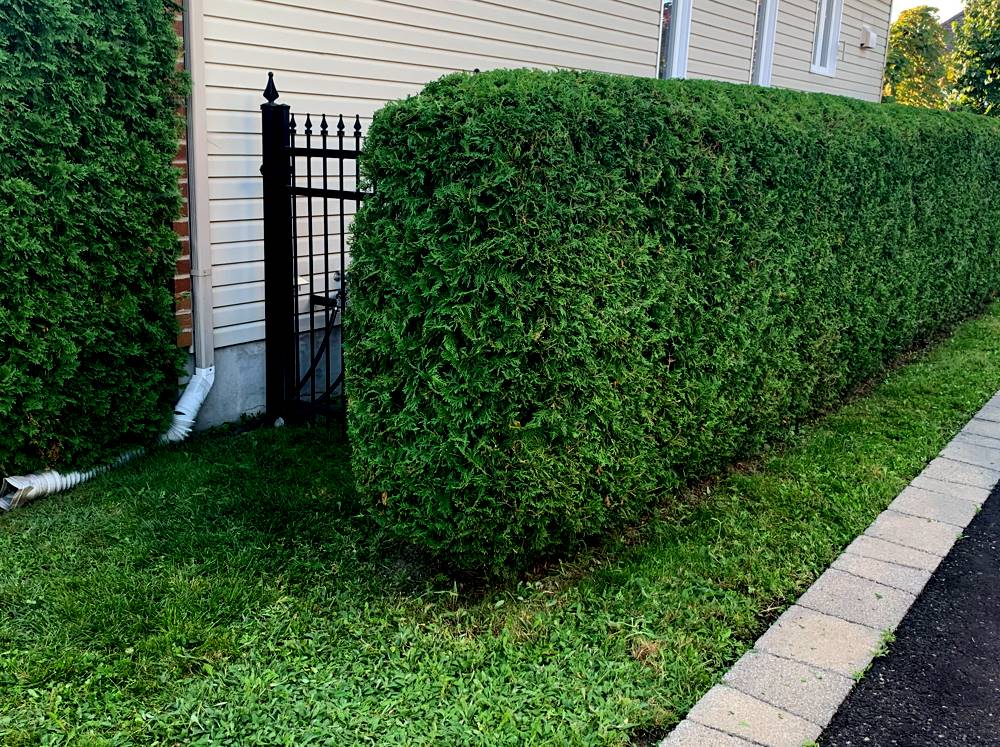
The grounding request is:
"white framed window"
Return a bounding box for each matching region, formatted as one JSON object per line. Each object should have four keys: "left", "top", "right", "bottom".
{"left": 751, "top": 0, "right": 780, "bottom": 86}
{"left": 811, "top": 0, "right": 844, "bottom": 76}
{"left": 658, "top": 0, "right": 693, "bottom": 79}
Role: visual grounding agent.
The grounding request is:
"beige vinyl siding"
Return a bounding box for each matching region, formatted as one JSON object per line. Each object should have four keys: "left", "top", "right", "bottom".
{"left": 770, "top": 0, "right": 889, "bottom": 101}
{"left": 201, "top": 0, "right": 661, "bottom": 348}
{"left": 686, "top": 0, "right": 757, "bottom": 83}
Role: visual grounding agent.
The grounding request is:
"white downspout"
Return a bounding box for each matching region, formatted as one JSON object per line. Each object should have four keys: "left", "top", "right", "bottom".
{"left": 161, "top": 366, "right": 216, "bottom": 444}
{"left": 171, "top": 0, "right": 217, "bottom": 430}
{"left": 185, "top": 0, "right": 215, "bottom": 374}
{"left": 0, "top": 0, "right": 216, "bottom": 512}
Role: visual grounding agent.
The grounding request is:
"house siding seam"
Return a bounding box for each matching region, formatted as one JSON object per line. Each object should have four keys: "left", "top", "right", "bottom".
{"left": 173, "top": 7, "right": 194, "bottom": 349}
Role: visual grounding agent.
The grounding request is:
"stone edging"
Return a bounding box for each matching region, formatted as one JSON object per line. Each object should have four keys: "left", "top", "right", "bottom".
{"left": 660, "top": 391, "right": 1000, "bottom": 747}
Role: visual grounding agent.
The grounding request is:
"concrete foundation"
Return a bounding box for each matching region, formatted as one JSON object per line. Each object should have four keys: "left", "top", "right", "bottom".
{"left": 189, "top": 341, "right": 267, "bottom": 428}
{"left": 188, "top": 326, "right": 343, "bottom": 428}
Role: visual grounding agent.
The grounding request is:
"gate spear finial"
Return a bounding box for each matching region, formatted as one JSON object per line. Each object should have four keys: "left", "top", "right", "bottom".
{"left": 263, "top": 72, "right": 279, "bottom": 104}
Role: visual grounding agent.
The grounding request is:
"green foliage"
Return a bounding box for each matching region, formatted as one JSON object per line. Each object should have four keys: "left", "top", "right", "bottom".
{"left": 4, "top": 306, "right": 1000, "bottom": 744}
{"left": 0, "top": 0, "right": 185, "bottom": 473}
{"left": 883, "top": 6, "right": 948, "bottom": 107}
{"left": 950, "top": 0, "right": 1000, "bottom": 115}
{"left": 347, "top": 70, "right": 1000, "bottom": 573}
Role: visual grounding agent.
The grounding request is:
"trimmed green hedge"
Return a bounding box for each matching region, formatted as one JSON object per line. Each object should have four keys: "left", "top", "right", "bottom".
{"left": 347, "top": 69, "right": 1000, "bottom": 573}
{"left": 0, "top": 0, "right": 184, "bottom": 474}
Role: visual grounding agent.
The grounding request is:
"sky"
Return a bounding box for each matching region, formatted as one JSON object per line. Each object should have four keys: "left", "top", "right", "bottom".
{"left": 891, "top": 0, "right": 964, "bottom": 22}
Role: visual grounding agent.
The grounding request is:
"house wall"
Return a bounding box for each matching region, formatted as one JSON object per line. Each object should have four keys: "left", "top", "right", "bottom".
{"left": 186, "top": 0, "right": 890, "bottom": 426}
{"left": 683, "top": 0, "right": 888, "bottom": 98}
{"left": 202, "top": 0, "right": 660, "bottom": 349}
{"left": 770, "top": 0, "right": 889, "bottom": 101}
{"left": 192, "top": 0, "right": 661, "bottom": 424}
{"left": 686, "top": 0, "right": 758, "bottom": 84}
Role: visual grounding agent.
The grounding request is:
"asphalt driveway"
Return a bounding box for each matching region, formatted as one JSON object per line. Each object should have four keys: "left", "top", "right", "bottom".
{"left": 822, "top": 484, "right": 1000, "bottom": 746}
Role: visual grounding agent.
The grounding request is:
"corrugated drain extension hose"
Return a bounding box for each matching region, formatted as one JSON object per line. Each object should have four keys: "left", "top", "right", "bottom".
{"left": 0, "top": 366, "right": 215, "bottom": 511}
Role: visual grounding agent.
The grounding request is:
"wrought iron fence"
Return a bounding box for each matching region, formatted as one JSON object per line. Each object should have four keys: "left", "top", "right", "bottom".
{"left": 259, "top": 73, "right": 369, "bottom": 422}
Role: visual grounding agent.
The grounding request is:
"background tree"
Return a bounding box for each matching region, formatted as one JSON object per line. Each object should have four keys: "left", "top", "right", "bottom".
{"left": 883, "top": 6, "right": 949, "bottom": 107}
{"left": 950, "top": 0, "right": 1000, "bottom": 115}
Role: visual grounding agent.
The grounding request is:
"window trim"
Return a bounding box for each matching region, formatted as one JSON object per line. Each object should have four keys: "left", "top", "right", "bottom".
{"left": 751, "top": 0, "right": 780, "bottom": 86}
{"left": 658, "top": 0, "right": 693, "bottom": 79}
{"left": 810, "top": 0, "right": 844, "bottom": 77}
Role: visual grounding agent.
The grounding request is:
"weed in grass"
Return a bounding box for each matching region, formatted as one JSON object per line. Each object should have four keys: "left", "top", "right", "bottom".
{"left": 876, "top": 630, "right": 897, "bottom": 657}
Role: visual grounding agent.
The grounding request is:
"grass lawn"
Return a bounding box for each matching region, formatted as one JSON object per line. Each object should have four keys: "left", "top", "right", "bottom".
{"left": 4, "top": 304, "right": 1000, "bottom": 746}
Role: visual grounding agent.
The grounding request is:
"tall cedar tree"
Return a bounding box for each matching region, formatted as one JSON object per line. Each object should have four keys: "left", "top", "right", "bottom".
{"left": 0, "top": 0, "right": 184, "bottom": 474}
{"left": 884, "top": 6, "right": 949, "bottom": 107}
{"left": 950, "top": 0, "right": 1000, "bottom": 115}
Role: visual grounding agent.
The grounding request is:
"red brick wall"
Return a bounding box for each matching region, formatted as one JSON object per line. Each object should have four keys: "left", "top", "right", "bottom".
{"left": 173, "top": 8, "right": 193, "bottom": 349}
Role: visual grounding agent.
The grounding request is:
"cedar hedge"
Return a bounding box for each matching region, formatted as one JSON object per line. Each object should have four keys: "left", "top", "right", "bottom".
{"left": 347, "top": 69, "right": 1000, "bottom": 573}
{"left": 0, "top": 0, "right": 184, "bottom": 474}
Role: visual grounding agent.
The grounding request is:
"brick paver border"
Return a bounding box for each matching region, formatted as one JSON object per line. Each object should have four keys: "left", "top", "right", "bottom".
{"left": 660, "top": 391, "right": 1000, "bottom": 747}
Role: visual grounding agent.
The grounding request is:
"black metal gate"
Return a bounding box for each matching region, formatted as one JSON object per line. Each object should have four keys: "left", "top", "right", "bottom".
{"left": 259, "top": 73, "right": 368, "bottom": 422}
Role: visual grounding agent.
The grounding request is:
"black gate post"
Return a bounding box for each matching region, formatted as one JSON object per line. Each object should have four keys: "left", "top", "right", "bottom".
{"left": 260, "top": 73, "right": 294, "bottom": 420}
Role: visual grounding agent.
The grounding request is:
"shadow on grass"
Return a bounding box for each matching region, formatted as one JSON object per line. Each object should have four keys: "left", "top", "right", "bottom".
{"left": 0, "top": 424, "right": 446, "bottom": 702}
{"left": 134, "top": 425, "right": 448, "bottom": 584}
